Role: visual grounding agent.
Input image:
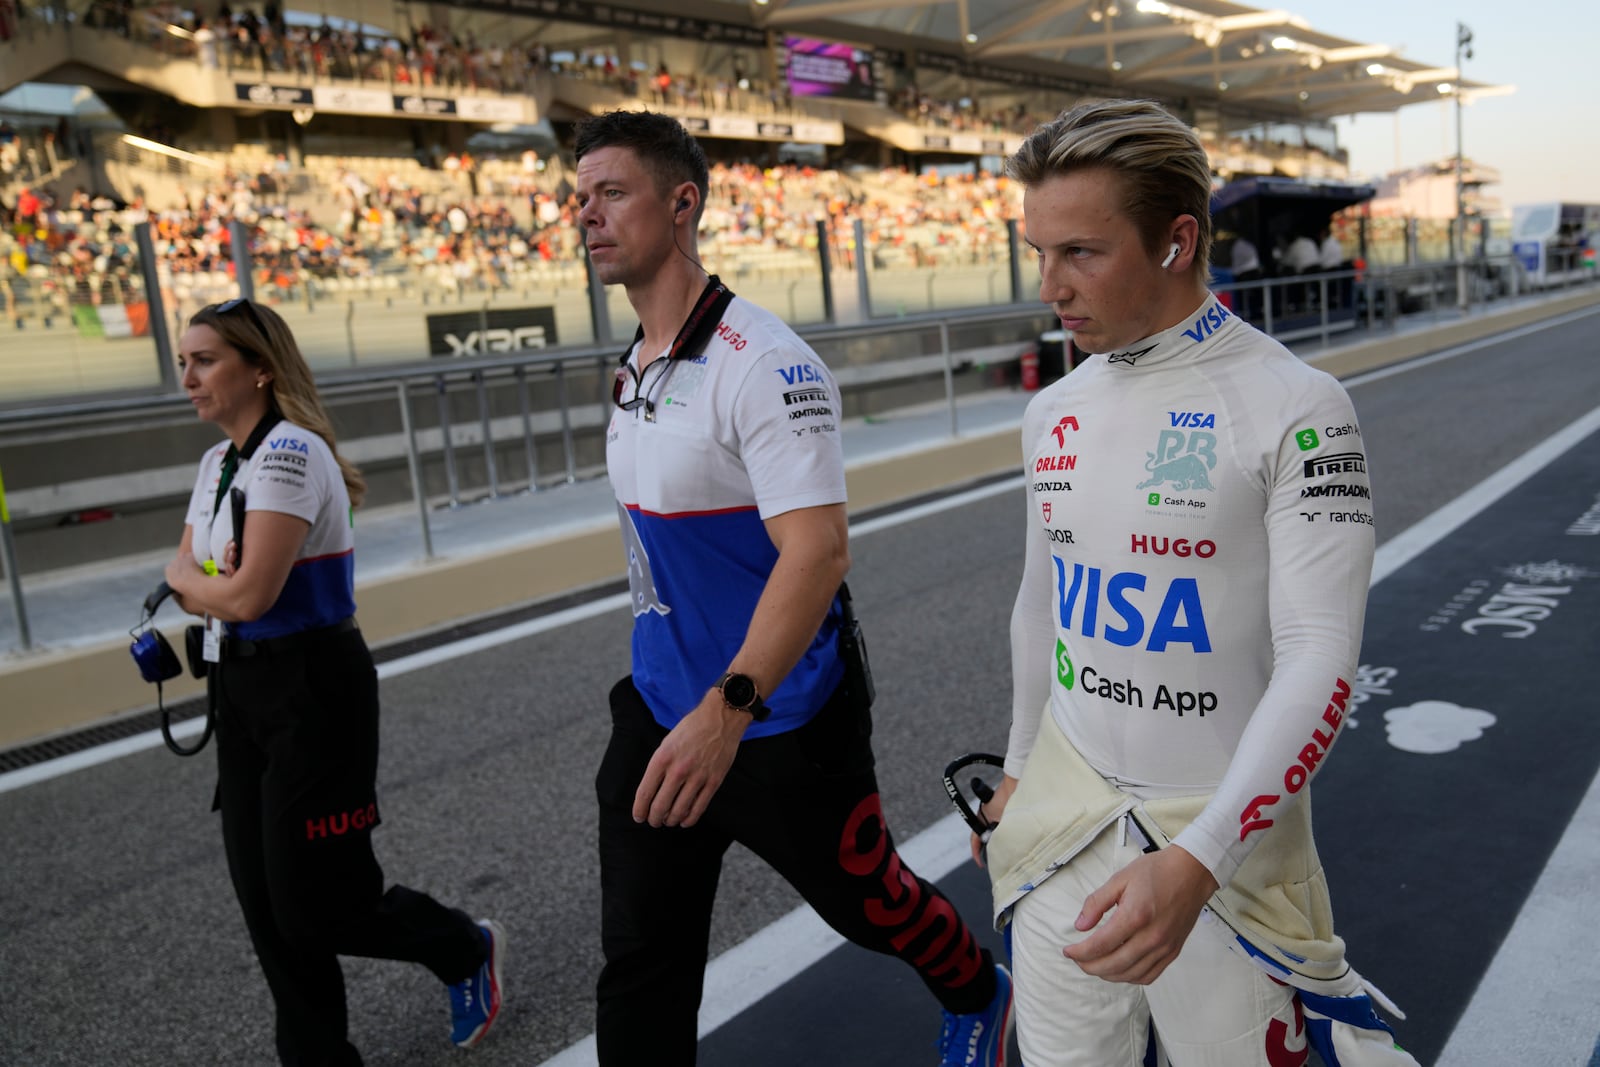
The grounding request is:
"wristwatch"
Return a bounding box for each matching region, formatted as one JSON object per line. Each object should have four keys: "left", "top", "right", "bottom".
{"left": 715, "top": 671, "right": 771, "bottom": 721}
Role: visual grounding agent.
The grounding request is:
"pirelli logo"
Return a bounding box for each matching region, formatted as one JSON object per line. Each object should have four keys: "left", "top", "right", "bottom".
{"left": 784, "top": 387, "right": 830, "bottom": 406}
{"left": 1304, "top": 452, "right": 1366, "bottom": 478}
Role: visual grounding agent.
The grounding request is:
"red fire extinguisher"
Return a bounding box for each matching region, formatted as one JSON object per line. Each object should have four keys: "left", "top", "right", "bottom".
{"left": 1021, "top": 348, "right": 1040, "bottom": 391}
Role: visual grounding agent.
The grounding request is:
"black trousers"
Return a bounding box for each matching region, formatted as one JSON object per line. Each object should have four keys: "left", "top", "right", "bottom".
{"left": 212, "top": 628, "right": 484, "bottom": 1067}
{"left": 595, "top": 676, "right": 997, "bottom": 1066}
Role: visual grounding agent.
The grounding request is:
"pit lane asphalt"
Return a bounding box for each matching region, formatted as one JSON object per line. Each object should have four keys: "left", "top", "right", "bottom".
{"left": 3, "top": 305, "right": 1599, "bottom": 1066}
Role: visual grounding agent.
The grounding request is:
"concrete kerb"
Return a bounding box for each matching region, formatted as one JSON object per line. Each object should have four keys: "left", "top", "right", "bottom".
{"left": 4, "top": 288, "right": 1595, "bottom": 751}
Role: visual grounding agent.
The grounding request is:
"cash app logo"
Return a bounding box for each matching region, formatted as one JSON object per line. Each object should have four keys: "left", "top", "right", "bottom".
{"left": 1295, "top": 427, "right": 1320, "bottom": 451}
{"left": 1147, "top": 492, "right": 1160, "bottom": 506}
{"left": 1055, "top": 638, "right": 1075, "bottom": 690}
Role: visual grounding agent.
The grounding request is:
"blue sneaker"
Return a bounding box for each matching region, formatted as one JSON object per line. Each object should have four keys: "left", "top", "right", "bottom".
{"left": 448, "top": 919, "right": 504, "bottom": 1048}
{"left": 938, "top": 963, "right": 1014, "bottom": 1066}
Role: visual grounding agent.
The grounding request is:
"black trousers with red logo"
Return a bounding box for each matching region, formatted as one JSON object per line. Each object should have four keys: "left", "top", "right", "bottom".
{"left": 212, "top": 628, "right": 485, "bottom": 1067}
{"left": 595, "top": 675, "right": 998, "bottom": 1066}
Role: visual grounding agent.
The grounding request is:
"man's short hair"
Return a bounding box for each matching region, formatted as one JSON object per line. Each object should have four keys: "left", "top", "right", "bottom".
{"left": 1007, "top": 99, "right": 1214, "bottom": 272}
{"left": 573, "top": 110, "right": 709, "bottom": 210}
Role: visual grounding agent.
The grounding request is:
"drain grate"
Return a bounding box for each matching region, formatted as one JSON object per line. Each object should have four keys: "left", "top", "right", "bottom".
{"left": 0, "top": 578, "right": 632, "bottom": 775}
{"left": 0, "top": 699, "right": 205, "bottom": 773}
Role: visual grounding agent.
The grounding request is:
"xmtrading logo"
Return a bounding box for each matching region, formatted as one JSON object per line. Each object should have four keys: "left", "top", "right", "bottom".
{"left": 1055, "top": 639, "right": 1074, "bottom": 690}
{"left": 1294, "top": 428, "right": 1320, "bottom": 451}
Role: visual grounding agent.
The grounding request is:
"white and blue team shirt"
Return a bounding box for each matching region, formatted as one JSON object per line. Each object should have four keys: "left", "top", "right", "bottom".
{"left": 184, "top": 419, "right": 357, "bottom": 641}
{"left": 607, "top": 295, "right": 847, "bottom": 738}
{"left": 1008, "top": 294, "right": 1375, "bottom": 889}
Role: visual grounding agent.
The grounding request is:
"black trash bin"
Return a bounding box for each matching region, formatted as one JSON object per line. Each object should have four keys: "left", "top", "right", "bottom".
{"left": 1037, "top": 329, "right": 1068, "bottom": 382}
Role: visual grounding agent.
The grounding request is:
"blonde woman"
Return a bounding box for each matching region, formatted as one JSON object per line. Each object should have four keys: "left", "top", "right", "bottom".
{"left": 164, "top": 297, "right": 503, "bottom": 1064}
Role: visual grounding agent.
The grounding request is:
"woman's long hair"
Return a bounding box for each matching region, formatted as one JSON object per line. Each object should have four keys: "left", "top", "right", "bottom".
{"left": 189, "top": 299, "right": 367, "bottom": 507}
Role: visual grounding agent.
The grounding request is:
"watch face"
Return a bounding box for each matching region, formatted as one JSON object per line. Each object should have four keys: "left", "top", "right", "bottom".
{"left": 721, "top": 673, "right": 757, "bottom": 709}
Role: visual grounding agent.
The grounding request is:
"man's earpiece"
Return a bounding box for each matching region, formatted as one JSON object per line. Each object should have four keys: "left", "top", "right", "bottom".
{"left": 676, "top": 197, "right": 690, "bottom": 216}
{"left": 1161, "top": 242, "right": 1181, "bottom": 269}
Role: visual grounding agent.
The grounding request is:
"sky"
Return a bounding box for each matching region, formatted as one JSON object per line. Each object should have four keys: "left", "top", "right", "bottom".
{"left": 1283, "top": 0, "right": 1600, "bottom": 211}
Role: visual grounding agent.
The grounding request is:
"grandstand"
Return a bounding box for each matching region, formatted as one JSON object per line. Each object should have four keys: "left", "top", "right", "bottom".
{"left": 0, "top": 0, "right": 1511, "bottom": 402}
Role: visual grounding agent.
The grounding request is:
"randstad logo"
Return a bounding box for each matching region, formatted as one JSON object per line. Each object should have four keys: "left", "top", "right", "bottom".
{"left": 1055, "top": 638, "right": 1074, "bottom": 690}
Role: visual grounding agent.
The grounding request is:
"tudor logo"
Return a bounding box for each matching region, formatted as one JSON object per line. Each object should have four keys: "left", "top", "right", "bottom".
{"left": 1042, "top": 501, "right": 1051, "bottom": 522}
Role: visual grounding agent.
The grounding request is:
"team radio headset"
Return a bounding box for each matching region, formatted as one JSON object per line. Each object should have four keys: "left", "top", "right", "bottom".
{"left": 129, "top": 457, "right": 249, "bottom": 756}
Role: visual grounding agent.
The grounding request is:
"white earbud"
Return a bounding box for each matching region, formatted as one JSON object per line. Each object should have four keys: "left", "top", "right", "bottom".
{"left": 1161, "top": 242, "right": 1180, "bottom": 269}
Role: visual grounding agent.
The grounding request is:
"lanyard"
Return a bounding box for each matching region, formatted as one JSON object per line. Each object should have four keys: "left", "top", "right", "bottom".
{"left": 614, "top": 275, "right": 736, "bottom": 421}
{"left": 213, "top": 411, "right": 278, "bottom": 517}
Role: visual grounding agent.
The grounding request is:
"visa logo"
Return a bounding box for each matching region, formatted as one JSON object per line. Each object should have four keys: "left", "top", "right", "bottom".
{"left": 1180, "top": 302, "right": 1232, "bottom": 344}
{"left": 776, "top": 364, "right": 825, "bottom": 386}
{"left": 267, "top": 437, "right": 310, "bottom": 454}
{"left": 1168, "top": 411, "right": 1216, "bottom": 429}
{"left": 1054, "top": 558, "right": 1211, "bottom": 652}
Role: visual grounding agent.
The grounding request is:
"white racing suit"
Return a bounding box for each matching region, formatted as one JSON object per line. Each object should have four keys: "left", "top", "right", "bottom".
{"left": 995, "top": 295, "right": 1417, "bottom": 1066}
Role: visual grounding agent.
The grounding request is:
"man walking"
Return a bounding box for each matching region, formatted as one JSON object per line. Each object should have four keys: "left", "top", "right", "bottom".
{"left": 578, "top": 109, "right": 1013, "bottom": 1067}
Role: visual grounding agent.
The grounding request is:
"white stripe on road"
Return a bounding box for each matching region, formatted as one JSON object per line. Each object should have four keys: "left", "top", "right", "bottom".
{"left": 0, "top": 478, "right": 1024, "bottom": 796}
{"left": 537, "top": 810, "right": 974, "bottom": 1067}
{"left": 1369, "top": 404, "right": 1600, "bottom": 585}
{"left": 1435, "top": 759, "right": 1600, "bottom": 1067}
{"left": 1335, "top": 303, "right": 1600, "bottom": 390}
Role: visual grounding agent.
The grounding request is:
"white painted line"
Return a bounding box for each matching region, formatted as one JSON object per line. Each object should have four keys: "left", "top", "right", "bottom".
{"left": 1370, "top": 405, "right": 1600, "bottom": 585}
{"left": 1435, "top": 758, "right": 1600, "bottom": 1067}
{"left": 534, "top": 811, "right": 973, "bottom": 1067}
{"left": 1335, "top": 303, "right": 1600, "bottom": 389}
{"left": 0, "top": 594, "right": 630, "bottom": 796}
{"left": 0, "top": 714, "right": 207, "bottom": 794}
{"left": 0, "top": 479, "right": 1021, "bottom": 794}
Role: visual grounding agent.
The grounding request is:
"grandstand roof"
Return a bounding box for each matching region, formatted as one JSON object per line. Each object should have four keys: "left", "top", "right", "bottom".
{"left": 729, "top": 0, "right": 1511, "bottom": 123}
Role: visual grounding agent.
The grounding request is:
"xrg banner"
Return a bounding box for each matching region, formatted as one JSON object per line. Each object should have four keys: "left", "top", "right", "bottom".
{"left": 425, "top": 306, "right": 558, "bottom": 358}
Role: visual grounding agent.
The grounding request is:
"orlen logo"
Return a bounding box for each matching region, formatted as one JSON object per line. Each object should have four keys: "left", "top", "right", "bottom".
{"left": 1053, "top": 559, "right": 1211, "bottom": 652}
{"left": 776, "top": 363, "right": 825, "bottom": 386}
{"left": 1237, "top": 678, "right": 1350, "bottom": 840}
{"left": 1130, "top": 534, "right": 1215, "bottom": 558}
{"left": 267, "top": 437, "right": 309, "bottom": 454}
{"left": 1051, "top": 416, "right": 1079, "bottom": 447}
{"left": 1036, "top": 454, "right": 1077, "bottom": 472}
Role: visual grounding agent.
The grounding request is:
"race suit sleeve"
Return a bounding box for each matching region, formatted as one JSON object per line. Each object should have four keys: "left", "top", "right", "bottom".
{"left": 1006, "top": 390, "right": 1063, "bottom": 779}
{"left": 1171, "top": 378, "right": 1375, "bottom": 887}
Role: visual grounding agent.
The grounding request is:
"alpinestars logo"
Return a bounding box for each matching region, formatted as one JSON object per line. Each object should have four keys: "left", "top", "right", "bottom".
{"left": 1106, "top": 344, "right": 1157, "bottom": 366}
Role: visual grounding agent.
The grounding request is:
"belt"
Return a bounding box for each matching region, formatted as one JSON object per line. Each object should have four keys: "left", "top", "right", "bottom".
{"left": 224, "top": 616, "right": 359, "bottom": 659}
